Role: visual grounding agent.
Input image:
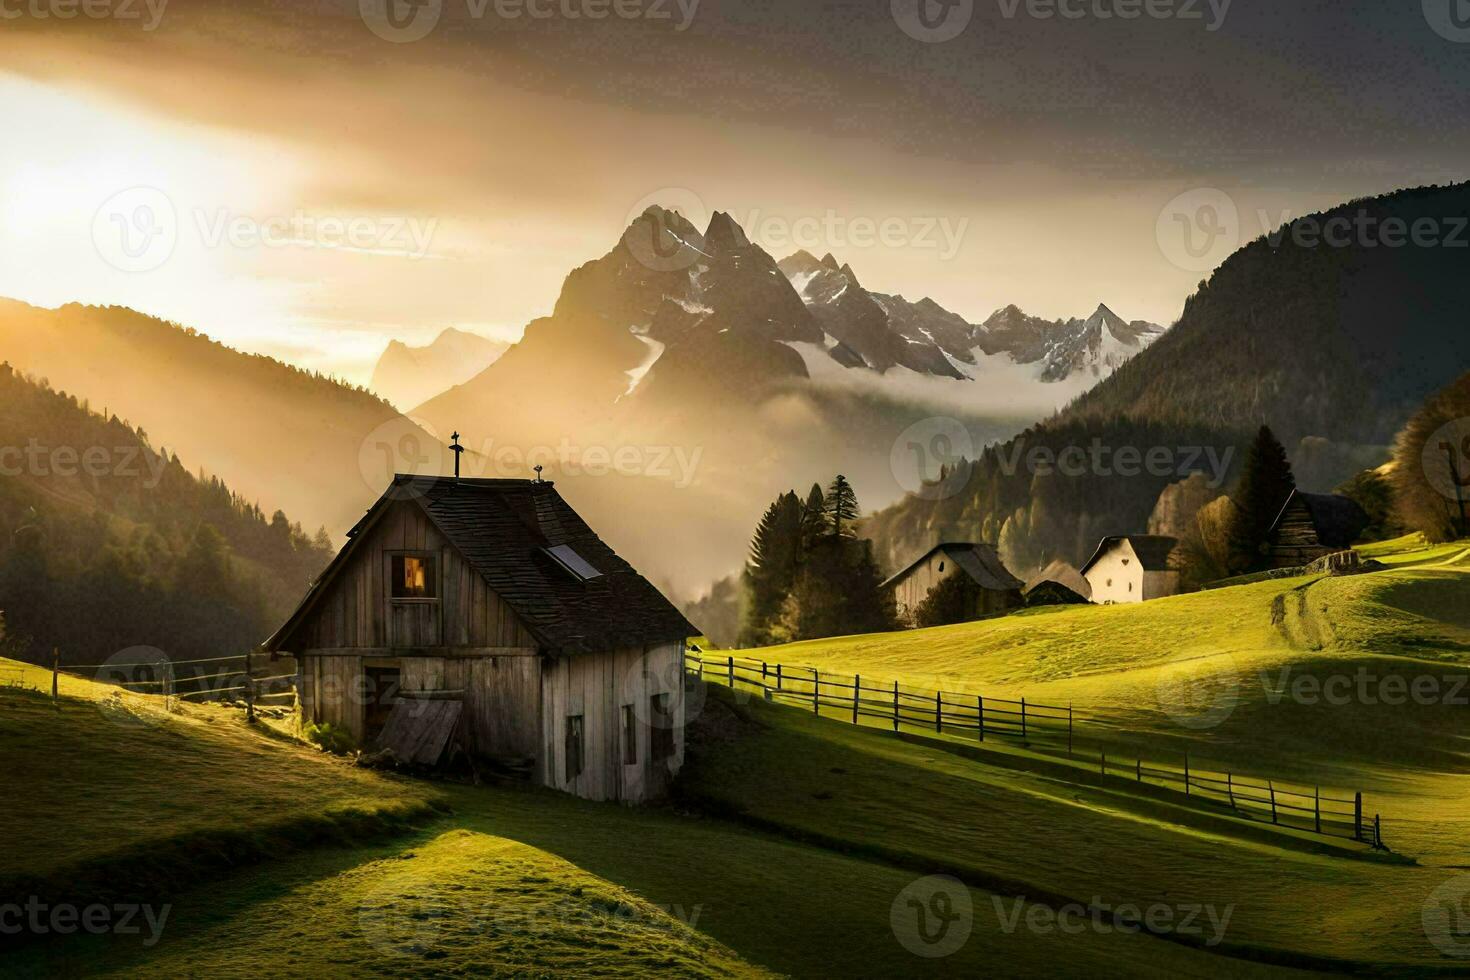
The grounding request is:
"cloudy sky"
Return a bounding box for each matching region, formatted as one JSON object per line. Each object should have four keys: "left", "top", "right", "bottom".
{"left": 1, "top": 0, "right": 1466, "bottom": 383}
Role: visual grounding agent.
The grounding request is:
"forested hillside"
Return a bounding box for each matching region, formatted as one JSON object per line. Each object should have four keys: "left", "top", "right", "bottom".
{"left": 0, "top": 363, "right": 333, "bottom": 666}
{"left": 0, "top": 300, "right": 450, "bottom": 541}
{"left": 866, "top": 182, "right": 1470, "bottom": 577}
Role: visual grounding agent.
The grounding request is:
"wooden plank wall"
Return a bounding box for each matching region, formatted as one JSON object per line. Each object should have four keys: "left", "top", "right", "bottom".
{"left": 1271, "top": 499, "right": 1329, "bottom": 567}
{"left": 539, "top": 642, "right": 685, "bottom": 803}
{"left": 286, "top": 499, "right": 536, "bottom": 651}
{"left": 399, "top": 655, "right": 540, "bottom": 758}
{"left": 304, "top": 654, "right": 367, "bottom": 744}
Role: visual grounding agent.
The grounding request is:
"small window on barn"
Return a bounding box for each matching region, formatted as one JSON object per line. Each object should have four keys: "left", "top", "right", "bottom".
{"left": 649, "top": 692, "right": 675, "bottom": 761}
{"left": 565, "top": 715, "right": 585, "bottom": 781}
{"left": 1128, "top": 581, "right": 1134, "bottom": 593}
{"left": 391, "top": 554, "right": 437, "bottom": 599}
{"left": 938, "top": 561, "right": 946, "bottom": 572}
{"left": 622, "top": 704, "right": 638, "bottom": 765}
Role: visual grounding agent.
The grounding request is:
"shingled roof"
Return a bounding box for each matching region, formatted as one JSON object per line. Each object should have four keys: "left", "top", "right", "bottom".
{"left": 880, "top": 542, "right": 1024, "bottom": 592}
{"left": 1079, "top": 535, "right": 1179, "bottom": 574}
{"left": 265, "top": 476, "right": 696, "bottom": 656}
{"left": 1269, "top": 490, "right": 1370, "bottom": 549}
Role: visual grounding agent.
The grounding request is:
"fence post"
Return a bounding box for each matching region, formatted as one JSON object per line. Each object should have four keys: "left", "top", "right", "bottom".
{"left": 776, "top": 663, "right": 782, "bottom": 691}
{"left": 1314, "top": 786, "right": 1321, "bottom": 834}
{"left": 1067, "top": 704, "right": 1073, "bottom": 756}
{"left": 1374, "top": 814, "right": 1381, "bottom": 849}
{"left": 728, "top": 656, "right": 735, "bottom": 688}
{"left": 1184, "top": 753, "right": 1190, "bottom": 796}
{"left": 977, "top": 695, "right": 984, "bottom": 742}
{"left": 813, "top": 669, "right": 820, "bottom": 716}
{"left": 1136, "top": 758, "right": 1142, "bottom": 782}
{"left": 935, "top": 691, "right": 942, "bottom": 733}
{"left": 1269, "top": 781, "right": 1278, "bottom": 823}
{"left": 762, "top": 661, "right": 768, "bottom": 681}
{"left": 853, "top": 675, "right": 860, "bottom": 726}
{"left": 164, "top": 661, "right": 175, "bottom": 710}
{"left": 1100, "top": 752, "right": 1106, "bottom": 777}
{"left": 51, "top": 648, "right": 59, "bottom": 703}
{"left": 1226, "top": 772, "right": 1235, "bottom": 809}
{"left": 893, "top": 681, "right": 899, "bottom": 732}
{"left": 1020, "top": 698, "right": 1027, "bottom": 740}
{"left": 245, "top": 657, "right": 256, "bottom": 724}
{"left": 1354, "top": 792, "right": 1363, "bottom": 842}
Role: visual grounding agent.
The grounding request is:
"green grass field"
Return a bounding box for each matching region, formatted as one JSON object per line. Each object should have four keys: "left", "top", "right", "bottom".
{"left": 726, "top": 536, "right": 1470, "bottom": 866}
{"left": 6, "top": 536, "right": 1470, "bottom": 975}
{"left": 4, "top": 663, "right": 1293, "bottom": 978}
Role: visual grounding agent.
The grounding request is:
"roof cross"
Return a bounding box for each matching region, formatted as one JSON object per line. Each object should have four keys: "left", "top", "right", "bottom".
{"left": 450, "top": 431, "right": 465, "bottom": 479}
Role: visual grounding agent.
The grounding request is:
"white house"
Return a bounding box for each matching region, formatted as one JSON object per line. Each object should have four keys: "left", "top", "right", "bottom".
{"left": 1079, "top": 535, "right": 1180, "bottom": 604}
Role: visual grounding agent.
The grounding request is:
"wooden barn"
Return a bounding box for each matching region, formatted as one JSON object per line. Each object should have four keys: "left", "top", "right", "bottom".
{"left": 1266, "top": 490, "right": 1370, "bottom": 568}
{"left": 261, "top": 474, "right": 696, "bottom": 804}
{"left": 1080, "top": 535, "right": 1180, "bottom": 604}
{"left": 882, "top": 542, "right": 1024, "bottom": 622}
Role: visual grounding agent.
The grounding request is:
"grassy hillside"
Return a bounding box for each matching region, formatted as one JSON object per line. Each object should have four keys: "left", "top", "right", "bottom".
{"left": 729, "top": 536, "right": 1470, "bottom": 865}
{"left": 681, "top": 689, "right": 1460, "bottom": 970}
{"left": 5, "top": 661, "right": 1305, "bottom": 977}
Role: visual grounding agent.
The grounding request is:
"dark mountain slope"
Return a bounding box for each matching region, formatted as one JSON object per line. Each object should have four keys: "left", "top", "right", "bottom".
{"left": 865, "top": 182, "right": 1470, "bottom": 578}
{"left": 0, "top": 300, "right": 449, "bottom": 540}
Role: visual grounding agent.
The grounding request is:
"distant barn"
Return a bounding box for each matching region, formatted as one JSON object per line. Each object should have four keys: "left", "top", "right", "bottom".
{"left": 882, "top": 542, "right": 1024, "bottom": 623}
{"left": 262, "top": 474, "right": 696, "bottom": 804}
{"left": 1081, "top": 535, "right": 1180, "bottom": 604}
{"left": 1267, "top": 490, "right": 1370, "bottom": 568}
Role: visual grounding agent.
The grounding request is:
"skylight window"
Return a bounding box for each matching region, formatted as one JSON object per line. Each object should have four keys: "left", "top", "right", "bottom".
{"left": 543, "top": 544, "right": 602, "bottom": 581}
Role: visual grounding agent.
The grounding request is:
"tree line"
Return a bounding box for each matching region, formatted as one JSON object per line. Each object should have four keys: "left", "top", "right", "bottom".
{"left": 738, "top": 475, "right": 896, "bottom": 647}
{"left": 0, "top": 363, "right": 334, "bottom": 667}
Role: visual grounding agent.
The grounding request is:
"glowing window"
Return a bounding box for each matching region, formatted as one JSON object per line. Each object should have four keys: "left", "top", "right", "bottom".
{"left": 391, "top": 554, "right": 437, "bottom": 599}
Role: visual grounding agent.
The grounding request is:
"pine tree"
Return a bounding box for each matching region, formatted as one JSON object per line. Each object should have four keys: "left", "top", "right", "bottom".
{"left": 826, "top": 474, "right": 859, "bottom": 538}
{"left": 1227, "top": 425, "right": 1296, "bottom": 572}
{"left": 800, "top": 483, "right": 828, "bottom": 547}
{"left": 737, "top": 490, "right": 805, "bottom": 646}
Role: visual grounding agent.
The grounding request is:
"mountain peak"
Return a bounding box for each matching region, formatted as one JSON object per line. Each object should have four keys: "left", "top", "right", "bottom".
{"left": 704, "top": 211, "right": 751, "bottom": 251}
{"left": 820, "top": 253, "right": 841, "bottom": 271}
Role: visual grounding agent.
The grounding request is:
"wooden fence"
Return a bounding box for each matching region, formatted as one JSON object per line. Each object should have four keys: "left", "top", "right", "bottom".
{"left": 42, "top": 649, "right": 297, "bottom": 721}
{"left": 687, "top": 650, "right": 1384, "bottom": 849}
